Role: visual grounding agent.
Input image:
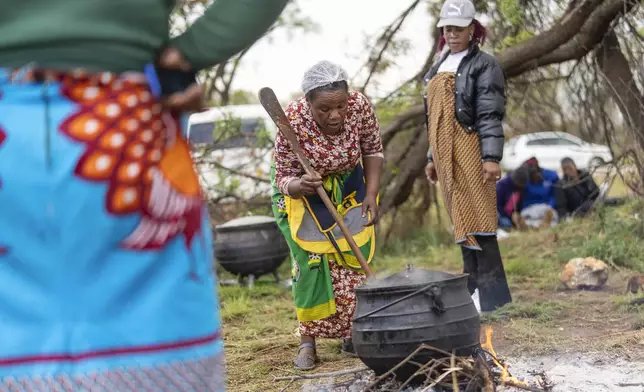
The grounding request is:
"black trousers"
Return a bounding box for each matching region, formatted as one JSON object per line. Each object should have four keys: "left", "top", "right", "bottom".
{"left": 461, "top": 235, "right": 512, "bottom": 312}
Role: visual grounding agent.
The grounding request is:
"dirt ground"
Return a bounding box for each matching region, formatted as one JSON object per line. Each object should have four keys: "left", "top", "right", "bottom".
{"left": 483, "top": 274, "right": 644, "bottom": 358}
{"left": 509, "top": 353, "right": 644, "bottom": 392}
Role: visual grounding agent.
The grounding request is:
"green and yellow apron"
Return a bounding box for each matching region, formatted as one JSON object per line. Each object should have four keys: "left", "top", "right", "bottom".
{"left": 270, "top": 163, "right": 375, "bottom": 322}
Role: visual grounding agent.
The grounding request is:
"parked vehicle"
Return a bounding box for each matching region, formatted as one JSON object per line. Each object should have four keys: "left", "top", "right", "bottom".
{"left": 501, "top": 132, "right": 613, "bottom": 172}
{"left": 186, "top": 104, "right": 276, "bottom": 201}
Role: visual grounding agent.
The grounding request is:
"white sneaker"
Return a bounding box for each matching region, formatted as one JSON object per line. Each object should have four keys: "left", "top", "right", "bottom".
{"left": 497, "top": 229, "right": 510, "bottom": 240}
{"left": 471, "top": 289, "right": 481, "bottom": 313}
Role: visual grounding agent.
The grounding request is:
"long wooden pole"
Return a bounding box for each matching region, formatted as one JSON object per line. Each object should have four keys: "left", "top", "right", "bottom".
{"left": 258, "top": 87, "right": 375, "bottom": 278}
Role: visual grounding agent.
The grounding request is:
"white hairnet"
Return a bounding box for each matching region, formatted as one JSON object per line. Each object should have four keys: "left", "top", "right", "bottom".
{"left": 301, "top": 61, "right": 349, "bottom": 95}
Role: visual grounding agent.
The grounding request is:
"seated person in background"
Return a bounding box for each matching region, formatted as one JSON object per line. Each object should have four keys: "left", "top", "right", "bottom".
{"left": 496, "top": 166, "right": 529, "bottom": 230}
{"left": 514, "top": 158, "right": 560, "bottom": 230}
{"left": 556, "top": 157, "right": 600, "bottom": 218}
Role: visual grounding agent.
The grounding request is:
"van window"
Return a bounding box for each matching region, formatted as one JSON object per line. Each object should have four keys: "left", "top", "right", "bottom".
{"left": 188, "top": 122, "right": 217, "bottom": 145}
{"left": 526, "top": 139, "right": 547, "bottom": 146}
{"left": 188, "top": 117, "right": 265, "bottom": 149}
{"left": 527, "top": 137, "right": 580, "bottom": 147}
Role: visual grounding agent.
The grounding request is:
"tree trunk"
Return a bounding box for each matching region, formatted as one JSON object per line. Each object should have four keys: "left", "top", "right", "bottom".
{"left": 596, "top": 28, "right": 644, "bottom": 189}
{"left": 596, "top": 29, "right": 644, "bottom": 152}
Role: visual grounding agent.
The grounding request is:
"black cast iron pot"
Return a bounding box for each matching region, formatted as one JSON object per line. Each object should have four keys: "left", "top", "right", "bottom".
{"left": 214, "top": 216, "right": 289, "bottom": 284}
{"left": 352, "top": 268, "right": 480, "bottom": 381}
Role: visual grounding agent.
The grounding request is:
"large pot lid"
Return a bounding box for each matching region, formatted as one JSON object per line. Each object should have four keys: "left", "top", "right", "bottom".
{"left": 216, "top": 215, "right": 276, "bottom": 230}
{"left": 356, "top": 269, "right": 466, "bottom": 292}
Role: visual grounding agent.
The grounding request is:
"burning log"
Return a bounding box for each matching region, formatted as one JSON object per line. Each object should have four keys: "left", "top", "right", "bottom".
{"left": 358, "top": 328, "right": 553, "bottom": 392}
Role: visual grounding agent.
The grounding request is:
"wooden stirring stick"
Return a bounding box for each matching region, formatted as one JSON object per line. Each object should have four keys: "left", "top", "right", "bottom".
{"left": 258, "top": 87, "right": 375, "bottom": 279}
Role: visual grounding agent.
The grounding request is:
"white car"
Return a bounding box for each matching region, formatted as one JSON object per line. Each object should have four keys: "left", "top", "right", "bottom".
{"left": 501, "top": 132, "right": 613, "bottom": 172}
{"left": 186, "top": 104, "right": 276, "bottom": 201}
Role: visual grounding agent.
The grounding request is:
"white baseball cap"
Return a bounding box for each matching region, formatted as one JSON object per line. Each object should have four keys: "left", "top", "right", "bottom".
{"left": 437, "top": 0, "right": 476, "bottom": 28}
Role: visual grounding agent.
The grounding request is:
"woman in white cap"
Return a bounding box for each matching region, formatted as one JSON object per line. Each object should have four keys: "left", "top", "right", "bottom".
{"left": 270, "top": 61, "right": 384, "bottom": 370}
{"left": 423, "top": 0, "right": 512, "bottom": 313}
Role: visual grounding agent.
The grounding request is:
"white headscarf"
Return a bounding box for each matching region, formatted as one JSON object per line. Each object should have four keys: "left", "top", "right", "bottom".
{"left": 301, "top": 60, "right": 349, "bottom": 95}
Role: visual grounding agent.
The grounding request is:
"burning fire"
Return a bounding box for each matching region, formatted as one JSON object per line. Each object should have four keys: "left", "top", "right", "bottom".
{"left": 481, "top": 327, "right": 531, "bottom": 388}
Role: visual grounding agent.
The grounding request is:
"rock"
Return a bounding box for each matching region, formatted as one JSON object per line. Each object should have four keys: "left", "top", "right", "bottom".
{"left": 561, "top": 257, "right": 609, "bottom": 290}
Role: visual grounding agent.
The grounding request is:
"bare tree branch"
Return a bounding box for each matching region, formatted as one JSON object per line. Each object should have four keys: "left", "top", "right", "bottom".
{"left": 377, "top": 25, "right": 442, "bottom": 104}
{"left": 497, "top": 0, "right": 604, "bottom": 72}
{"left": 359, "top": 0, "right": 422, "bottom": 92}
{"left": 381, "top": 104, "right": 425, "bottom": 146}
{"left": 507, "top": 0, "right": 639, "bottom": 77}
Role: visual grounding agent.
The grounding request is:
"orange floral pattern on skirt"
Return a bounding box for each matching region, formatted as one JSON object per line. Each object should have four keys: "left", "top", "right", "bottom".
{"left": 58, "top": 73, "right": 203, "bottom": 252}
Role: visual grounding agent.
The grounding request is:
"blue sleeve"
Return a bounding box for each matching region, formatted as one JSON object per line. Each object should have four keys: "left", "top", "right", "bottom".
{"left": 546, "top": 170, "right": 559, "bottom": 208}
{"left": 496, "top": 178, "right": 510, "bottom": 213}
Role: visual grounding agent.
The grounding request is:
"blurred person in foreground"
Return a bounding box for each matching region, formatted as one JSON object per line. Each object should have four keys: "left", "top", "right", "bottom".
{"left": 423, "top": 0, "right": 512, "bottom": 314}
{"left": 514, "top": 157, "right": 560, "bottom": 230}
{"left": 0, "top": 0, "right": 287, "bottom": 390}
{"left": 271, "top": 61, "right": 383, "bottom": 370}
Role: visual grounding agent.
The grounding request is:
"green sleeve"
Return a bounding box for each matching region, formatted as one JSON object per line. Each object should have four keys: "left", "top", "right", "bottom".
{"left": 171, "top": 0, "right": 289, "bottom": 70}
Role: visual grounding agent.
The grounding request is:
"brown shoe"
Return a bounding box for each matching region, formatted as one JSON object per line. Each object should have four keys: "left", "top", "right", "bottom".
{"left": 293, "top": 343, "right": 318, "bottom": 371}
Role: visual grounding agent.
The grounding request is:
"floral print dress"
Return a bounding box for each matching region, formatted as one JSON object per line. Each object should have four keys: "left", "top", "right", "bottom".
{"left": 272, "top": 90, "right": 383, "bottom": 339}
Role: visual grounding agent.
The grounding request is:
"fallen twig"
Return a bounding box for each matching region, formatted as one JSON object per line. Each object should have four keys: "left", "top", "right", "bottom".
{"left": 273, "top": 366, "right": 369, "bottom": 382}
{"left": 279, "top": 379, "right": 295, "bottom": 392}
{"left": 420, "top": 367, "right": 461, "bottom": 392}
{"left": 451, "top": 352, "right": 460, "bottom": 392}
{"left": 503, "top": 380, "right": 552, "bottom": 392}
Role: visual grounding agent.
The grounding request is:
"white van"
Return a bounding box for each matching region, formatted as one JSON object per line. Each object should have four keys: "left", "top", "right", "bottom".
{"left": 186, "top": 104, "right": 277, "bottom": 201}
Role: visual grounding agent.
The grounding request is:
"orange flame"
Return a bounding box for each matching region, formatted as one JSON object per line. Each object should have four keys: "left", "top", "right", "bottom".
{"left": 481, "top": 327, "right": 530, "bottom": 387}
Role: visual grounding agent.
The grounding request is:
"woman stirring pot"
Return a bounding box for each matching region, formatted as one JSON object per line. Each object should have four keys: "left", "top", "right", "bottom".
{"left": 424, "top": 0, "right": 512, "bottom": 314}
{"left": 271, "top": 61, "right": 384, "bottom": 370}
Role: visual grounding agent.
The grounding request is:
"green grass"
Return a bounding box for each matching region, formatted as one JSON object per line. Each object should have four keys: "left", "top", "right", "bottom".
{"left": 571, "top": 200, "right": 644, "bottom": 272}
{"left": 220, "top": 284, "right": 288, "bottom": 321}
{"left": 614, "top": 292, "right": 644, "bottom": 313}
{"left": 483, "top": 301, "right": 568, "bottom": 323}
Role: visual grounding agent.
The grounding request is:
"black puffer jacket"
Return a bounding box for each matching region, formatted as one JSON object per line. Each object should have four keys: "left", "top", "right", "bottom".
{"left": 424, "top": 44, "right": 506, "bottom": 163}
{"left": 555, "top": 170, "right": 600, "bottom": 217}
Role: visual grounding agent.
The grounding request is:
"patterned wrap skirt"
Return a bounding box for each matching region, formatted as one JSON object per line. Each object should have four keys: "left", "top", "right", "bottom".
{"left": 426, "top": 72, "right": 498, "bottom": 250}
{"left": 270, "top": 164, "right": 374, "bottom": 340}
{"left": 0, "top": 69, "right": 225, "bottom": 391}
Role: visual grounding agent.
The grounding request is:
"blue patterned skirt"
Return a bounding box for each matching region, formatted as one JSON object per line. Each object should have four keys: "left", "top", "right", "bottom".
{"left": 0, "top": 69, "right": 224, "bottom": 391}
